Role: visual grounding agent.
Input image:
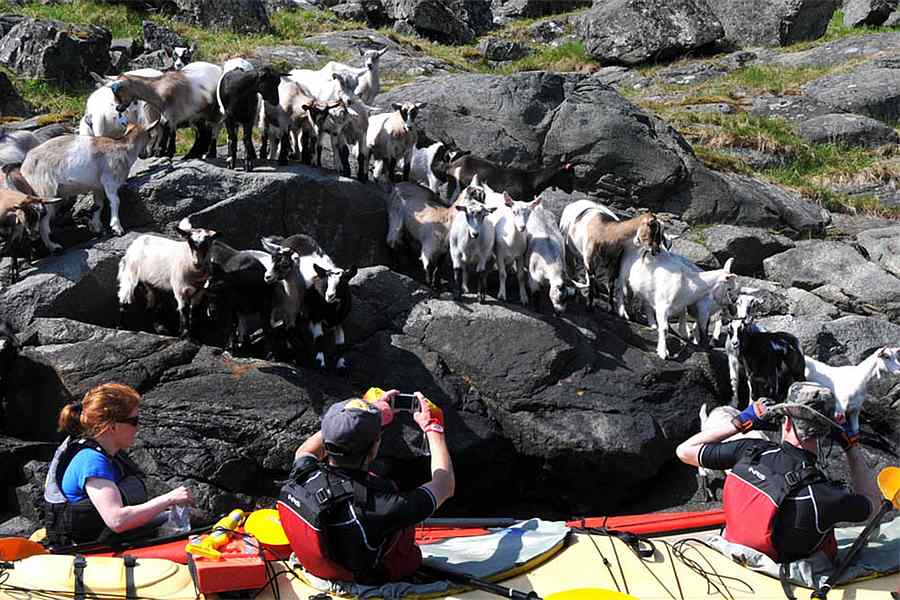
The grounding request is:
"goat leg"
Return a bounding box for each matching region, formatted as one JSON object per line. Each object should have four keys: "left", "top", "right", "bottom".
{"left": 225, "top": 119, "right": 238, "bottom": 170}
{"left": 310, "top": 321, "right": 326, "bottom": 369}
{"left": 300, "top": 130, "right": 312, "bottom": 165}
{"left": 9, "top": 255, "right": 18, "bottom": 285}
{"left": 242, "top": 121, "right": 255, "bottom": 172}
{"left": 260, "top": 126, "right": 269, "bottom": 161}
{"left": 357, "top": 150, "right": 367, "bottom": 183}
{"left": 337, "top": 145, "right": 351, "bottom": 178}
{"left": 334, "top": 325, "right": 348, "bottom": 372}
{"left": 453, "top": 267, "right": 463, "bottom": 300}
{"left": 477, "top": 269, "right": 487, "bottom": 304}
{"left": 279, "top": 132, "right": 292, "bottom": 166}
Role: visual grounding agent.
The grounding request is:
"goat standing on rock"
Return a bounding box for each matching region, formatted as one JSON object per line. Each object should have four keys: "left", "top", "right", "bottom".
{"left": 367, "top": 102, "right": 424, "bottom": 183}
{"left": 308, "top": 262, "right": 358, "bottom": 372}
{"left": 217, "top": 61, "right": 283, "bottom": 172}
{"left": 117, "top": 219, "right": 219, "bottom": 339}
{"left": 448, "top": 183, "right": 495, "bottom": 302}
{"left": 18, "top": 120, "right": 160, "bottom": 241}
{"left": 727, "top": 319, "right": 805, "bottom": 403}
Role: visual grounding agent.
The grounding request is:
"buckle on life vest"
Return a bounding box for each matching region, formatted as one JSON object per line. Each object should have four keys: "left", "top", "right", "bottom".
{"left": 785, "top": 471, "right": 801, "bottom": 487}
{"left": 315, "top": 487, "right": 332, "bottom": 505}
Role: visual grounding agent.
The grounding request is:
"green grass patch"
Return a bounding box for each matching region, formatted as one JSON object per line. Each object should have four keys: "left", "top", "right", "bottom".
{"left": 497, "top": 39, "right": 597, "bottom": 74}
{"left": 0, "top": 0, "right": 143, "bottom": 38}
{"left": 693, "top": 145, "right": 753, "bottom": 175}
{"left": 6, "top": 67, "right": 90, "bottom": 115}
{"left": 785, "top": 9, "right": 900, "bottom": 52}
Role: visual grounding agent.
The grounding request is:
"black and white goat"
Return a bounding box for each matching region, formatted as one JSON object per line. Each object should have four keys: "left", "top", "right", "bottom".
{"left": 727, "top": 318, "right": 805, "bottom": 405}
{"left": 307, "top": 262, "right": 358, "bottom": 371}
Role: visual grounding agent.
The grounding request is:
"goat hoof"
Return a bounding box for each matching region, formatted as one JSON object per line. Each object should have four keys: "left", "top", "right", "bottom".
{"left": 244, "top": 161, "right": 253, "bottom": 173}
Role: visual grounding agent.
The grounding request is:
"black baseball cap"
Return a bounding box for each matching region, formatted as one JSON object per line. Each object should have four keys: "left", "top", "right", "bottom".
{"left": 321, "top": 399, "right": 381, "bottom": 456}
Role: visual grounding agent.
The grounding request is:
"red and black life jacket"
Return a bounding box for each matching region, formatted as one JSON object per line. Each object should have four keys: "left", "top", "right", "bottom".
{"left": 277, "top": 461, "right": 422, "bottom": 584}
{"left": 722, "top": 444, "right": 835, "bottom": 563}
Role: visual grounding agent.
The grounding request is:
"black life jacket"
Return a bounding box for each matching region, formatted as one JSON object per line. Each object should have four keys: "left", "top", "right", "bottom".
{"left": 277, "top": 461, "right": 422, "bottom": 584}
{"left": 44, "top": 438, "right": 148, "bottom": 547}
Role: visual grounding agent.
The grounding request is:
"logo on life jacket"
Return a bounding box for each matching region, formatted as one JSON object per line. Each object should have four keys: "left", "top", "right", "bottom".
{"left": 748, "top": 466, "right": 767, "bottom": 480}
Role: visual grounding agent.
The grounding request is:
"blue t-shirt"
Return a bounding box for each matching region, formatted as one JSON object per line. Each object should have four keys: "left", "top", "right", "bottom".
{"left": 61, "top": 448, "right": 122, "bottom": 503}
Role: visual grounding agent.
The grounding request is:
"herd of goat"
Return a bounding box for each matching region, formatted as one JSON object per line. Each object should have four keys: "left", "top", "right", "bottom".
{"left": 0, "top": 46, "right": 897, "bottom": 447}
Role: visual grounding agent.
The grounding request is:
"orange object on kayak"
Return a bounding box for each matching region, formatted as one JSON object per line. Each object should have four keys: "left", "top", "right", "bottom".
{"left": 188, "top": 534, "right": 267, "bottom": 594}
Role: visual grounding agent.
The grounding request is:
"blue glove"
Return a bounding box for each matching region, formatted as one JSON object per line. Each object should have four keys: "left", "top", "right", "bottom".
{"left": 830, "top": 413, "right": 859, "bottom": 451}
{"left": 735, "top": 399, "right": 769, "bottom": 432}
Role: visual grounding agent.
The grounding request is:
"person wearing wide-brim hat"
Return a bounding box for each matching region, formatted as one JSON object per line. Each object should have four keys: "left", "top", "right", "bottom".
{"left": 278, "top": 390, "right": 454, "bottom": 584}
{"left": 676, "top": 382, "right": 880, "bottom": 567}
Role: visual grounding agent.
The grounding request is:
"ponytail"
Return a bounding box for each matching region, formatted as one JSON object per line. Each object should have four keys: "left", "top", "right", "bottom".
{"left": 56, "top": 384, "right": 140, "bottom": 438}
{"left": 57, "top": 400, "right": 84, "bottom": 436}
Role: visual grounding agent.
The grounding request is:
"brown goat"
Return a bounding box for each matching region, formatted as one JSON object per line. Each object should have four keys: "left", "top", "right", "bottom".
{"left": 561, "top": 200, "right": 663, "bottom": 311}
{"left": 0, "top": 189, "right": 61, "bottom": 283}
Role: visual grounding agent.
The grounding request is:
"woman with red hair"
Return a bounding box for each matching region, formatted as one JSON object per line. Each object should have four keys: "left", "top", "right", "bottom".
{"left": 43, "top": 383, "right": 194, "bottom": 546}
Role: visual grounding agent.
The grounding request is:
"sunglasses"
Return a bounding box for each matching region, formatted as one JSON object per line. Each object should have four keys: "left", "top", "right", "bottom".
{"left": 118, "top": 416, "right": 140, "bottom": 427}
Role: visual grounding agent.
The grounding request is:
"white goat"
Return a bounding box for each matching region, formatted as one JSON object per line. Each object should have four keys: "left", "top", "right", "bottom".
{"left": 804, "top": 347, "right": 900, "bottom": 433}
{"left": 527, "top": 204, "right": 579, "bottom": 314}
{"left": 259, "top": 77, "right": 317, "bottom": 163}
{"left": 19, "top": 120, "right": 160, "bottom": 242}
{"left": 484, "top": 183, "right": 540, "bottom": 306}
{"left": 80, "top": 70, "right": 163, "bottom": 153}
{"left": 109, "top": 61, "right": 223, "bottom": 159}
{"left": 322, "top": 47, "right": 387, "bottom": 105}
{"left": 724, "top": 294, "right": 763, "bottom": 406}
{"left": 288, "top": 68, "right": 358, "bottom": 104}
{"left": 620, "top": 241, "right": 736, "bottom": 359}
{"left": 697, "top": 404, "right": 768, "bottom": 502}
{"left": 449, "top": 183, "right": 496, "bottom": 303}
{"left": 117, "top": 218, "right": 220, "bottom": 338}
{"left": 367, "top": 102, "right": 424, "bottom": 182}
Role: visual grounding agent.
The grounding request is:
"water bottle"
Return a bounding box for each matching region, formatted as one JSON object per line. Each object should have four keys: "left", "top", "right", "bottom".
{"left": 161, "top": 504, "right": 191, "bottom": 535}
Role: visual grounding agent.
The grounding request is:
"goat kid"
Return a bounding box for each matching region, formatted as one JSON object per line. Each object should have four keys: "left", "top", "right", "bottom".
{"left": 117, "top": 219, "right": 219, "bottom": 338}
{"left": 0, "top": 189, "right": 62, "bottom": 282}
{"left": 259, "top": 78, "right": 317, "bottom": 165}
{"left": 484, "top": 184, "right": 540, "bottom": 306}
{"left": 728, "top": 318, "right": 805, "bottom": 403}
{"left": 367, "top": 102, "right": 424, "bottom": 183}
{"left": 217, "top": 64, "right": 282, "bottom": 171}
{"left": 308, "top": 262, "right": 358, "bottom": 371}
{"left": 804, "top": 346, "right": 900, "bottom": 433}
{"left": 322, "top": 47, "right": 387, "bottom": 105}
{"left": 19, "top": 120, "right": 160, "bottom": 241}
{"left": 526, "top": 203, "right": 580, "bottom": 314}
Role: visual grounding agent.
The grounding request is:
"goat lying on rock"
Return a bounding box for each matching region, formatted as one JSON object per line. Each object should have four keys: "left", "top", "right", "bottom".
{"left": 117, "top": 219, "right": 219, "bottom": 338}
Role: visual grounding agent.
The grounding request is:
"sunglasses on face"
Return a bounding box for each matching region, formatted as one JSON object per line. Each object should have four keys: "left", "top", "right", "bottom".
{"left": 118, "top": 416, "right": 139, "bottom": 427}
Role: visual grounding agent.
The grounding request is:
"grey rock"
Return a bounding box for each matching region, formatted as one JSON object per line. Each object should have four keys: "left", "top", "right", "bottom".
{"left": 700, "top": 224, "right": 795, "bottom": 276}
{"left": 251, "top": 45, "right": 321, "bottom": 68}
{"left": 478, "top": 37, "right": 529, "bottom": 61}
{"left": 381, "top": 0, "right": 493, "bottom": 44}
{"left": 857, "top": 226, "right": 900, "bottom": 278}
{"left": 0, "top": 436, "right": 54, "bottom": 517}
{"left": 575, "top": 0, "right": 724, "bottom": 66}
{"left": 128, "top": 48, "right": 176, "bottom": 71}
{"left": 656, "top": 61, "right": 730, "bottom": 87}
{"left": 708, "top": 0, "right": 838, "bottom": 47}
{"left": 887, "top": 8, "right": 900, "bottom": 25}
{"left": 528, "top": 19, "right": 567, "bottom": 43}
{"left": 843, "top": 0, "right": 898, "bottom": 27}
{"left": 750, "top": 94, "right": 839, "bottom": 124}
{"left": 0, "top": 515, "right": 36, "bottom": 536}
{"left": 0, "top": 71, "right": 30, "bottom": 118}
{"left": 331, "top": 2, "right": 369, "bottom": 20}
{"left": 0, "top": 18, "right": 111, "bottom": 87}
{"left": 0, "top": 234, "right": 139, "bottom": 332}
{"left": 141, "top": 20, "right": 188, "bottom": 53}
{"left": 771, "top": 31, "right": 900, "bottom": 69}
{"left": 670, "top": 165, "right": 830, "bottom": 237}
{"left": 785, "top": 287, "right": 841, "bottom": 319}
{"left": 794, "top": 113, "right": 900, "bottom": 147}
{"left": 0, "top": 15, "right": 25, "bottom": 39}
{"left": 590, "top": 65, "right": 650, "bottom": 90}
{"left": 803, "top": 60, "right": 900, "bottom": 123}
{"left": 120, "top": 159, "right": 392, "bottom": 269}
{"left": 173, "top": 0, "right": 272, "bottom": 33}
{"left": 492, "top": 0, "right": 587, "bottom": 19}
{"left": 379, "top": 72, "right": 693, "bottom": 204}
{"left": 671, "top": 237, "right": 720, "bottom": 270}
{"left": 829, "top": 212, "right": 900, "bottom": 237}
{"left": 763, "top": 240, "right": 900, "bottom": 317}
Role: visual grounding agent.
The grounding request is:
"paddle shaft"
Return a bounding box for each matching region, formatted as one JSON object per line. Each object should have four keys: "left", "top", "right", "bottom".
{"left": 810, "top": 498, "right": 892, "bottom": 599}
{"left": 420, "top": 564, "right": 541, "bottom": 599}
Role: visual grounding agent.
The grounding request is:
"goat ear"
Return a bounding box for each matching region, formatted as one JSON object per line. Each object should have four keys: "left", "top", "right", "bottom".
{"left": 313, "top": 263, "right": 328, "bottom": 278}
{"left": 358, "top": 47, "right": 365, "bottom": 56}
{"left": 377, "top": 47, "right": 388, "bottom": 57}
{"left": 455, "top": 204, "right": 468, "bottom": 212}
{"left": 391, "top": 102, "right": 402, "bottom": 111}
{"left": 503, "top": 192, "right": 513, "bottom": 207}
{"left": 260, "top": 236, "right": 282, "bottom": 254}
{"left": 414, "top": 102, "right": 426, "bottom": 109}
{"left": 347, "top": 265, "right": 358, "bottom": 278}
{"left": 722, "top": 257, "right": 734, "bottom": 274}
{"left": 175, "top": 226, "right": 192, "bottom": 240}
{"left": 530, "top": 196, "right": 542, "bottom": 208}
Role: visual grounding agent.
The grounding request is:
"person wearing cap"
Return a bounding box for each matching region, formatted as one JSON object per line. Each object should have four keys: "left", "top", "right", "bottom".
{"left": 43, "top": 383, "right": 194, "bottom": 546}
{"left": 676, "top": 382, "right": 880, "bottom": 566}
{"left": 278, "top": 390, "right": 454, "bottom": 584}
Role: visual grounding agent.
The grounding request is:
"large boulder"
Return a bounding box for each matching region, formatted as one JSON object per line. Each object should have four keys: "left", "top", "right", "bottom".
{"left": 574, "top": 0, "right": 725, "bottom": 66}
{"left": 803, "top": 59, "right": 900, "bottom": 123}
{"left": 843, "top": 0, "right": 898, "bottom": 27}
{"left": 379, "top": 72, "right": 693, "bottom": 205}
{"left": 492, "top": 0, "right": 587, "bottom": 19}
{"left": 707, "top": 0, "right": 837, "bottom": 47}
{"left": 120, "top": 159, "right": 392, "bottom": 269}
{"left": 141, "top": 20, "right": 189, "bottom": 53}
{"left": 856, "top": 226, "right": 900, "bottom": 278}
{"left": 0, "top": 18, "right": 111, "bottom": 87}
{"left": 763, "top": 240, "right": 900, "bottom": 318}
{"left": 173, "top": 0, "right": 272, "bottom": 33}
{"left": 794, "top": 113, "right": 900, "bottom": 147}
{"left": 381, "top": 0, "right": 493, "bottom": 44}
{"left": 668, "top": 165, "right": 830, "bottom": 237}
{"left": 0, "top": 71, "right": 30, "bottom": 117}
{"left": 698, "top": 225, "right": 795, "bottom": 277}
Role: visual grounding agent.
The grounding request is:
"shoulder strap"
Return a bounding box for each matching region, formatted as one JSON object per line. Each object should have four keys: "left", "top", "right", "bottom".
{"left": 54, "top": 439, "right": 106, "bottom": 491}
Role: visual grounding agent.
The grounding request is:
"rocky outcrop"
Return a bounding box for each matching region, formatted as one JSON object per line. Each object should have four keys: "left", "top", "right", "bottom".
{"left": 763, "top": 240, "right": 900, "bottom": 318}
{"left": 794, "top": 113, "right": 900, "bottom": 147}
{"left": 803, "top": 59, "right": 900, "bottom": 123}
{"left": 478, "top": 37, "right": 529, "bottom": 61}
{"left": 492, "top": 0, "right": 587, "bottom": 19}
{"left": 698, "top": 225, "right": 795, "bottom": 277}
{"left": 381, "top": 0, "right": 493, "bottom": 44}
{"left": 707, "top": 0, "right": 838, "bottom": 47}
{"left": 380, "top": 72, "right": 693, "bottom": 206}
{"left": 173, "top": 0, "right": 272, "bottom": 33}
{"left": 574, "top": 0, "right": 724, "bottom": 66}
{"left": 843, "top": 0, "right": 898, "bottom": 27}
{"left": 120, "top": 159, "right": 393, "bottom": 269}
{"left": 141, "top": 20, "right": 190, "bottom": 53}
{"left": 0, "top": 18, "right": 111, "bottom": 87}
{"left": 857, "top": 226, "right": 900, "bottom": 279}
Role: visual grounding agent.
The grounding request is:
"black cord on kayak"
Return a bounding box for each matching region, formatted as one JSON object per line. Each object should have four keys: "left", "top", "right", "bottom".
{"left": 670, "top": 538, "right": 754, "bottom": 599}
{"left": 581, "top": 529, "right": 622, "bottom": 592}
